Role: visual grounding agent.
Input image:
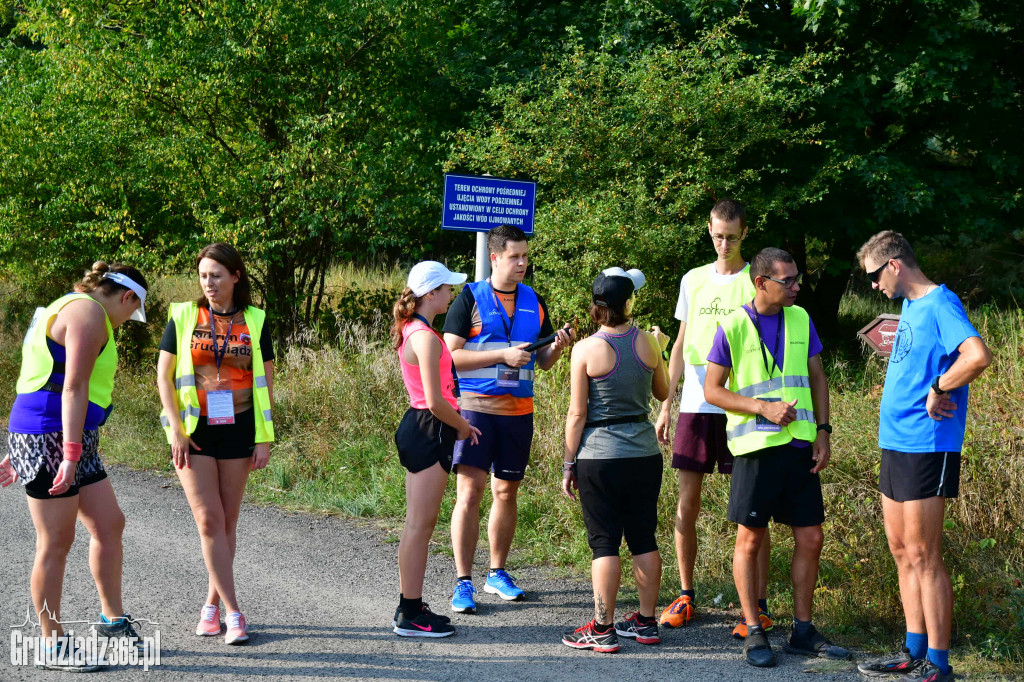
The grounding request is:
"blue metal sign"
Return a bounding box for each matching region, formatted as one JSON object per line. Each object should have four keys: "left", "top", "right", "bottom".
{"left": 442, "top": 174, "right": 536, "bottom": 235}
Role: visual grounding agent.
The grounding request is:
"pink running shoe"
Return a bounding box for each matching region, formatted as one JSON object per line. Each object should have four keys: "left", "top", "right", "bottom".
{"left": 196, "top": 604, "right": 221, "bottom": 636}
{"left": 224, "top": 611, "right": 248, "bottom": 645}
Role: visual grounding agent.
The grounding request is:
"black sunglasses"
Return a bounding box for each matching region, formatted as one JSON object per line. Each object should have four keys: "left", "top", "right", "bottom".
{"left": 867, "top": 261, "right": 890, "bottom": 283}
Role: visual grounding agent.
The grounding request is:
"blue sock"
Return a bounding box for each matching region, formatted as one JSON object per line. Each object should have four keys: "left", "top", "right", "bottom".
{"left": 905, "top": 631, "right": 927, "bottom": 659}
{"left": 927, "top": 647, "right": 950, "bottom": 674}
{"left": 680, "top": 589, "right": 695, "bottom": 600}
{"left": 793, "top": 618, "right": 813, "bottom": 638}
{"left": 758, "top": 598, "right": 768, "bottom": 613}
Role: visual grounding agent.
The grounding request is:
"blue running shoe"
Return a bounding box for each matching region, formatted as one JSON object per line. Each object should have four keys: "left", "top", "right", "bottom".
{"left": 451, "top": 579, "right": 478, "bottom": 613}
{"left": 484, "top": 569, "right": 525, "bottom": 601}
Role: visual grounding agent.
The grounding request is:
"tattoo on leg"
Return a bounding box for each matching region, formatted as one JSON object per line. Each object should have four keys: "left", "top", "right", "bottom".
{"left": 595, "top": 594, "right": 608, "bottom": 624}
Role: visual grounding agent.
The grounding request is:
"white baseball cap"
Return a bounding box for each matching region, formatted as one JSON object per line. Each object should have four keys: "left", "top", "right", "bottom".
{"left": 103, "top": 272, "right": 148, "bottom": 323}
{"left": 407, "top": 261, "right": 468, "bottom": 297}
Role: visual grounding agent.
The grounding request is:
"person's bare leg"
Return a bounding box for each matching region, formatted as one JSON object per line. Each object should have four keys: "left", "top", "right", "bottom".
{"left": 901, "top": 497, "right": 952, "bottom": 650}
{"left": 632, "top": 551, "right": 662, "bottom": 618}
{"left": 77, "top": 479, "right": 126, "bottom": 620}
{"left": 488, "top": 476, "right": 521, "bottom": 569}
{"left": 757, "top": 527, "right": 770, "bottom": 602}
{"left": 733, "top": 524, "right": 767, "bottom": 627}
{"left": 398, "top": 463, "right": 449, "bottom": 598}
{"left": 450, "top": 466, "right": 488, "bottom": 578}
{"left": 882, "top": 495, "right": 927, "bottom": 636}
{"left": 592, "top": 556, "right": 621, "bottom": 624}
{"left": 211, "top": 457, "right": 252, "bottom": 612}
{"left": 674, "top": 470, "right": 703, "bottom": 591}
{"left": 177, "top": 457, "right": 241, "bottom": 614}
{"left": 790, "top": 525, "right": 824, "bottom": 622}
{"left": 27, "top": 495, "right": 79, "bottom": 642}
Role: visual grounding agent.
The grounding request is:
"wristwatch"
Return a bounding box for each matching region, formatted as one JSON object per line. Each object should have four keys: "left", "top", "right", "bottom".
{"left": 931, "top": 376, "right": 948, "bottom": 395}
{"left": 816, "top": 423, "right": 833, "bottom": 434}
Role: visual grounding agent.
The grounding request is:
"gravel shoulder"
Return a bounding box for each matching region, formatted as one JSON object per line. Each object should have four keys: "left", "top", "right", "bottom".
{"left": 1, "top": 466, "right": 859, "bottom": 680}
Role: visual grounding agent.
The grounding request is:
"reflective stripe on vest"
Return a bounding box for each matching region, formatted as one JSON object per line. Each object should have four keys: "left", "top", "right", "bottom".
{"left": 683, "top": 263, "right": 755, "bottom": 365}
{"left": 457, "top": 280, "right": 542, "bottom": 398}
{"left": 160, "top": 303, "right": 274, "bottom": 444}
{"left": 720, "top": 305, "right": 816, "bottom": 456}
{"left": 15, "top": 293, "right": 117, "bottom": 408}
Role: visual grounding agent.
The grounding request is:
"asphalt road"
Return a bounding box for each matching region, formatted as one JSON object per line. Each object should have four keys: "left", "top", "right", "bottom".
{"left": 1, "top": 466, "right": 860, "bottom": 680}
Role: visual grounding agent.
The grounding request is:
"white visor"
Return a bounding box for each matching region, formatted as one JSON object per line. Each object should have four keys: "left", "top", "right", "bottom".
{"left": 102, "top": 272, "right": 148, "bottom": 323}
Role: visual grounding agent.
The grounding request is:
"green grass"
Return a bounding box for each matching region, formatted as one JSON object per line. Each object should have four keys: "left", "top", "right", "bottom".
{"left": 0, "top": 286, "right": 1020, "bottom": 675}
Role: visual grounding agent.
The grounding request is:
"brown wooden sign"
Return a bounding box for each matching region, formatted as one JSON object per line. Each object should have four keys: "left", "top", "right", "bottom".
{"left": 857, "top": 314, "right": 901, "bottom": 357}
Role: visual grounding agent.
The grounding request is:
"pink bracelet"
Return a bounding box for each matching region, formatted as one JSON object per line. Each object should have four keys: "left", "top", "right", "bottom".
{"left": 63, "top": 442, "right": 83, "bottom": 462}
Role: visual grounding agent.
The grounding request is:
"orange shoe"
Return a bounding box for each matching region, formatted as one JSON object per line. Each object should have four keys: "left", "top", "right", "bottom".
{"left": 659, "top": 595, "right": 695, "bottom": 628}
{"left": 195, "top": 604, "right": 221, "bottom": 636}
{"left": 731, "top": 610, "right": 774, "bottom": 638}
{"left": 224, "top": 611, "right": 248, "bottom": 645}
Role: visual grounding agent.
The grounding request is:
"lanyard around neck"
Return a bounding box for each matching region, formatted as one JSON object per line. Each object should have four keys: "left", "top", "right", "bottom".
{"left": 489, "top": 282, "right": 516, "bottom": 344}
{"left": 749, "top": 299, "right": 781, "bottom": 380}
{"left": 208, "top": 307, "right": 234, "bottom": 381}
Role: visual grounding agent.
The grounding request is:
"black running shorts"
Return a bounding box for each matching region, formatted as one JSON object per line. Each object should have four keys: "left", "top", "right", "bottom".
{"left": 189, "top": 409, "right": 257, "bottom": 460}
{"left": 727, "top": 443, "right": 825, "bottom": 528}
{"left": 879, "top": 449, "right": 961, "bottom": 502}
{"left": 577, "top": 454, "right": 662, "bottom": 559}
{"left": 395, "top": 407, "right": 456, "bottom": 474}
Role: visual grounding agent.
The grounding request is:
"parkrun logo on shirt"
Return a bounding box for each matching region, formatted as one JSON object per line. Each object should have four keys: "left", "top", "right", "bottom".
{"left": 698, "top": 297, "right": 737, "bottom": 317}
{"left": 9, "top": 604, "right": 161, "bottom": 672}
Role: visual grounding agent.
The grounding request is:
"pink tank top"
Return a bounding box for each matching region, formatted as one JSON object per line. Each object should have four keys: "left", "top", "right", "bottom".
{"left": 399, "top": 319, "right": 459, "bottom": 410}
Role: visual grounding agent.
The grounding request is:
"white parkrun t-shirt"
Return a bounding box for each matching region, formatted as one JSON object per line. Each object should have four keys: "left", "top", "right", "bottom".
{"left": 674, "top": 263, "right": 749, "bottom": 414}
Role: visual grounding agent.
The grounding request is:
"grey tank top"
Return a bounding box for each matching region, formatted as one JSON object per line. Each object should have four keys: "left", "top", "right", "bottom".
{"left": 576, "top": 326, "right": 660, "bottom": 460}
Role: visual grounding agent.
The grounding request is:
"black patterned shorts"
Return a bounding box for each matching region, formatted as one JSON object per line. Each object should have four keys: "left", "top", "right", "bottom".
{"left": 7, "top": 429, "right": 106, "bottom": 499}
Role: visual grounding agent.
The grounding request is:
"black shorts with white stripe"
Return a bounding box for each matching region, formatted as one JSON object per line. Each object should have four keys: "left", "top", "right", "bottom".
{"left": 879, "top": 449, "right": 961, "bottom": 502}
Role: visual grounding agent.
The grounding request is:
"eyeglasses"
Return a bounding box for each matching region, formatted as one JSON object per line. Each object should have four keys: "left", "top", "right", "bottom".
{"left": 867, "top": 261, "right": 890, "bottom": 283}
{"left": 710, "top": 235, "right": 742, "bottom": 244}
{"left": 763, "top": 273, "right": 803, "bottom": 289}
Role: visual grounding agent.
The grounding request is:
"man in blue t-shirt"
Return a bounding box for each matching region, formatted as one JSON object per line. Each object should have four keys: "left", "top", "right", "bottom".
{"left": 855, "top": 231, "right": 991, "bottom": 682}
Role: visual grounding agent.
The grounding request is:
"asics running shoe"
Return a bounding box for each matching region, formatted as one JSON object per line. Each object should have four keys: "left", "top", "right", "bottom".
{"left": 451, "top": 579, "right": 478, "bottom": 613}
{"left": 92, "top": 613, "right": 145, "bottom": 652}
{"left": 561, "top": 620, "right": 620, "bottom": 653}
{"left": 899, "top": 661, "right": 954, "bottom": 682}
{"left": 36, "top": 634, "right": 102, "bottom": 672}
{"left": 659, "top": 595, "right": 695, "bottom": 628}
{"left": 484, "top": 569, "right": 524, "bottom": 601}
{"left": 393, "top": 605, "right": 455, "bottom": 638}
{"left": 857, "top": 646, "right": 924, "bottom": 677}
{"left": 614, "top": 612, "right": 661, "bottom": 645}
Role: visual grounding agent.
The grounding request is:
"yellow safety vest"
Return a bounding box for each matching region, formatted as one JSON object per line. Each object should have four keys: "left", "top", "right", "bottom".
{"left": 16, "top": 293, "right": 117, "bottom": 407}
{"left": 719, "top": 304, "right": 816, "bottom": 456}
{"left": 683, "top": 263, "right": 755, "bottom": 365}
{"left": 160, "top": 302, "right": 274, "bottom": 444}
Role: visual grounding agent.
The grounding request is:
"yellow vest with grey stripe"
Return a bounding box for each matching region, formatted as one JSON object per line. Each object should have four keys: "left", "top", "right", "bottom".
{"left": 160, "top": 302, "right": 274, "bottom": 444}
{"left": 16, "top": 293, "right": 117, "bottom": 406}
{"left": 719, "top": 305, "right": 816, "bottom": 456}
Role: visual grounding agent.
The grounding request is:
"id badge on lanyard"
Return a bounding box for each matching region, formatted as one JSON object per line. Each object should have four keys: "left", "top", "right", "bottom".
{"left": 206, "top": 309, "right": 235, "bottom": 426}
{"left": 754, "top": 397, "right": 782, "bottom": 432}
